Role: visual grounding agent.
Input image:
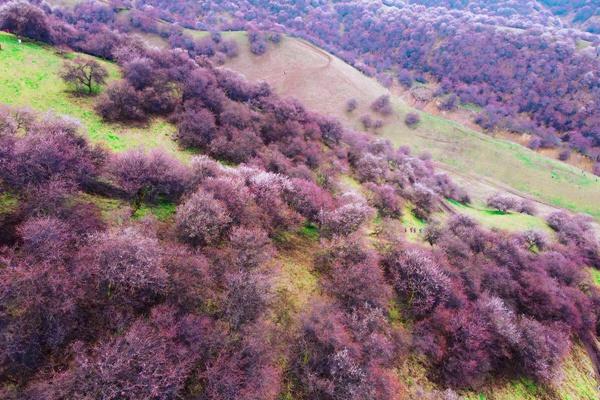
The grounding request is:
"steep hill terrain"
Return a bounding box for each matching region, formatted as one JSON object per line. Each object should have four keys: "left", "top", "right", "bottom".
{"left": 1, "top": 34, "right": 599, "bottom": 399}
{"left": 1, "top": 2, "right": 600, "bottom": 399}
{"left": 88, "top": 6, "right": 600, "bottom": 231}
{"left": 220, "top": 33, "right": 600, "bottom": 223}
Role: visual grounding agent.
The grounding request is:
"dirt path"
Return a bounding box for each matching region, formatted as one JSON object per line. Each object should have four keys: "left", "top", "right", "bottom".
{"left": 296, "top": 39, "right": 332, "bottom": 69}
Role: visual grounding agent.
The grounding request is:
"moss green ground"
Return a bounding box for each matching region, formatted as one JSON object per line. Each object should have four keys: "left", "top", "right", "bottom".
{"left": 0, "top": 32, "right": 188, "bottom": 159}
{"left": 590, "top": 268, "right": 600, "bottom": 287}
{"left": 0, "top": 192, "right": 18, "bottom": 215}
{"left": 78, "top": 193, "right": 177, "bottom": 224}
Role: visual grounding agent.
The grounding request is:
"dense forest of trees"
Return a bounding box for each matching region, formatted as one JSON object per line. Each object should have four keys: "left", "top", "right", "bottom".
{"left": 1, "top": 1, "right": 600, "bottom": 398}
{"left": 1, "top": 102, "right": 599, "bottom": 397}
{"left": 406, "top": 0, "right": 599, "bottom": 29}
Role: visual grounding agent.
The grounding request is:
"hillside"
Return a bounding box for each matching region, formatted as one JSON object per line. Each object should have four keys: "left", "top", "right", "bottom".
{"left": 220, "top": 33, "right": 600, "bottom": 223}
{"left": 0, "top": 32, "right": 187, "bottom": 158}
{"left": 79, "top": 7, "right": 600, "bottom": 230}
{"left": 1, "top": 2, "right": 600, "bottom": 399}
{"left": 4, "top": 26, "right": 594, "bottom": 234}
{"left": 1, "top": 33, "right": 598, "bottom": 399}
{"left": 134, "top": 0, "right": 600, "bottom": 161}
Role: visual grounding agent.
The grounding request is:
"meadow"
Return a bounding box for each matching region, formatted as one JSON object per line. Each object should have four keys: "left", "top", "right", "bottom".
{"left": 0, "top": 32, "right": 188, "bottom": 159}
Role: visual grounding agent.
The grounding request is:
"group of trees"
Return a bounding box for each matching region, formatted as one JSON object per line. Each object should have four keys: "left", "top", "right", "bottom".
{"left": 131, "top": 0, "right": 600, "bottom": 163}
{"left": 1, "top": 1, "right": 600, "bottom": 397}
{"left": 386, "top": 213, "right": 600, "bottom": 387}
{"left": 248, "top": 29, "right": 267, "bottom": 55}
{"left": 0, "top": 109, "right": 287, "bottom": 399}
{"left": 406, "top": 0, "right": 573, "bottom": 28}
{"left": 293, "top": 196, "right": 600, "bottom": 395}
{"left": 486, "top": 193, "right": 536, "bottom": 214}
{"left": 0, "top": 0, "right": 241, "bottom": 64}
{"left": 0, "top": 103, "right": 442, "bottom": 398}
{"left": 5, "top": 0, "right": 600, "bottom": 165}
{"left": 0, "top": 0, "right": 51, "bottom": 42}
{"left": 0, "top": 1, "right": 124, "bottom": 59}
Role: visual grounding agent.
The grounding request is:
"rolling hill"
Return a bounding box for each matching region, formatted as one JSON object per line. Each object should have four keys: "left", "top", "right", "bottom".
{"left": 1, "top": 10, "right": 599, "bottom": 398}
{"left": 2, "top": 18, "right": 599, "bottom": 232}
{"left": 219, "top": 33, "right": 600, "bottom": 224}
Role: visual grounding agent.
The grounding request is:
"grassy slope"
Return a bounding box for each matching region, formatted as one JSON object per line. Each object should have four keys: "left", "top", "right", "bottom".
{"left": 447, "top": 199, "right": 554, "bottom": 234}
{"left": 2, "top": 26, "right": 598, "bottom": 399}
{"left": 221, "top": 34, "right": 600, "bottom": 222}
{"left": 0, "top": 32, "right": 188, "bottom": 159}
{"left": 398, "top": 337, "right": 598, "bottom": 400}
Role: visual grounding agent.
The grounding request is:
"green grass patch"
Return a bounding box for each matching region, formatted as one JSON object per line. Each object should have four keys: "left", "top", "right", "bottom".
{"left": 448, "top": 199, "right": 553, "bottom": 234}
{"left": 272, "top": 233, "right": 320, "bottom": 329}
{"left": 338, "top": 174, "right": 362, "bottom": 192}
{"left": 589, "top": 268, "right": 600, "bottom": 287}
{"left": 0, "top": 32, "right": 187, "bottom": 159}
{"left": 459, "top": 102, "right": 483, "bottom": 112}
{"left": 463, "top": 378, "right": 542, "bottom": 400}
{"left": 366, "top": 212, "right": 384, "bottom": 239}
{"left": 82, "top": 193, "right": 177, "bottom": 223}
{"left": 133, "top": 202, "right": 177, "bottom": 221}
{"left": 494, "top": 378, "right": 541, "bottom": 399}
{"left": 401, "top": 204, "right": 427, "bottom": 242}
{"left": 271, "top": 230, "right": 297, "bottom": 247}
{"left": 298, "top": 222, "right": 320, "bottom": 241}
{"left": 387, "top": 300, "right": 401, "bottom": 324}
{"left": 576, "top": 39, "right": 592, "bottom": 50}
{"left": 387, "top": 299, "right": 411, "bottom": 329}
{"left": 461, "top": 344, "right": 599, "bottom": 400}
{"left": 554, "top": 344, "right": 599, "bottom": 400}
{"left": 0, "top": 192, "right": 18, "bottom": 215}
{"left": 80, "top": 193, "right": 127, "bottom": 222}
